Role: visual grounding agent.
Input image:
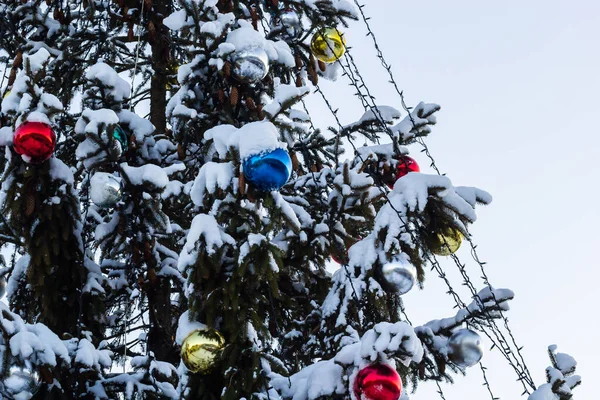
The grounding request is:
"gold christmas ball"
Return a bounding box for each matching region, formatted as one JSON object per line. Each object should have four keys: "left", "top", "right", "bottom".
{"left": 181, "top": 328, "right": 225, "bottom": 374}
{"left": 310, "top": 27, "right": 346, "bottom": 63}
{"left": 428, "top": 226, "right": 463, "bottom": 256}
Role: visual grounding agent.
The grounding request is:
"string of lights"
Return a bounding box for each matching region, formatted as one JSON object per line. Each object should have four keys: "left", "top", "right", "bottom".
{"left": 345, "top": 0, "right": 536, "bottom": 391}
{"left": 294, "top": 9, "right": 534, "bottom": 395}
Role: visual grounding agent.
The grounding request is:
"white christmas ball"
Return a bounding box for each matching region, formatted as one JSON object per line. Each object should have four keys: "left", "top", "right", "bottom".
{"left": 381, "top": 257, "right": 417, "bottom": 295}
{"left": 0, "top": 362, "right": 41, "bottom": 399}
{"left": 90, "top": 172, "right": 122, "bottom": 208}
{"left": 448, "top": 328, "right": 484, "bottom": 368}
{"left": 231, "top": 46, "right": 269, "bottom": 83}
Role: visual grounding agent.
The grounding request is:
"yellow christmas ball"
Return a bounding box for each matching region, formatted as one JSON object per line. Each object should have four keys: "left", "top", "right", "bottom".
{"left": 428, "top": 226, "right": 463, "bottom": 256}
{"left": 310, "top": 27, "right": 346, "bottom": 63}
{"left": 180, "top": 328, "right": 225, "bottom": 374}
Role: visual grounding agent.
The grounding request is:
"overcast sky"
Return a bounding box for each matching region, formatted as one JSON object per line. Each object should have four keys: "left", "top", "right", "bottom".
{"left": 307, "top": 1, "right": 599, "bottom": 398}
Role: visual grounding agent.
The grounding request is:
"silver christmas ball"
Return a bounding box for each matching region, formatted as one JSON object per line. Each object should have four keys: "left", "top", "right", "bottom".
{"left": 381, "top": 257, "right": 416, "bottom": 295}
{"left": 231, "top": 46, "right": 269, "bottom": 84}
{"left": 90, "top": 172, "right": 122, "bottom": 208}
{"left": 272, "top": 9, "right": 302, "bottom": 40}
{"left": 447, "top": 328, "right": 484, "bottom": 368}
{"left": 0, "top": 362, "right": 42, "bottom": 399}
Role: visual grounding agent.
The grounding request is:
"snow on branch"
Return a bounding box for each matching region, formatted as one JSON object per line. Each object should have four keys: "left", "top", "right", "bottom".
{"left": 270, "top": 321, "right": 422, "bottom": 400}
{"left": 528, "top": 346, "right": 581, "bottom": 400}
{"left": 178, "top": 214, "right": 235, "bottom": 271}
{"left": 392, "top": 102, "right": 440, "bottom": 143}
{"left": 418, "top": 287, "right": 514, "bottom": 336}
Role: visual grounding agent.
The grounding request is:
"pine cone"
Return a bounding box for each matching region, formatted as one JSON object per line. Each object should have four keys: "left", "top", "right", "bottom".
{"left": 318, "top": 60, "right": 326, "bottom": 72}
{"left": 295, "top": 75, "right": 303, "bottom": 87}
{"left": 223, "top": 61, "right": 231, "bottom": 78}
{"left": 291, "top": 151, "right": 299, "bottom": 171}
{"left": 127, "top": 23, "right": 134, "bottom": 41}
{"left": 239, "top": 171, "right": 246, "bottom": 195}
{"left": 308, "top": 65, "right": 318, "bottom": 85}
{"left": 7, "top": 68, "right": 16, "bottom": 87}
{"left": 230, "top": 86, "right": 239, "bottom": 106}
{"left": 295, "top": 55, "right": 303, "bottom": 69}
{"left": 177, "top": 142, "right": 185, "bottom": 160}
{"left": 12, "top": 52, "right": 22, "bottom": 68}
{"left": 270, "top": 0, "right": 278, "bottom": 7}
{"left": 217, "top": 89, "right": 225, "bottom": 105}
{"left": 246, "top": 97, "right": 256, "bottom": 110}
{"left": 250, "top": 7, "right": 258, "bottom": 30}
{"left": 148, "top": 21, "right": 156, "bottom": 44}
{"left": 24, "top": 193, "right": 35, "bottom": 217}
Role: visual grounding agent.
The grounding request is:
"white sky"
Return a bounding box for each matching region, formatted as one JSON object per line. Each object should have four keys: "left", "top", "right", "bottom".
{"left": 307, "top": 0, "right": 599, "bottom": 398}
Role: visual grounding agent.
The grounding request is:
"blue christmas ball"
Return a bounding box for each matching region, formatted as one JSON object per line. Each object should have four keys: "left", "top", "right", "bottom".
{"left": 243, "top": 148, "right": 292, "bottom": 191}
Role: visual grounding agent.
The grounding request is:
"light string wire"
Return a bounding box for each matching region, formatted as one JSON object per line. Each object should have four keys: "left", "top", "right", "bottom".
{"left": 305, "top": 16, "right": 524, "bottom": 399}
{"left": 312, "top": 82, "right": 499, "bottom": 400}
{"left": 296, "top": 2, "right": 533, "bottom": 393}
{"left": 263, "top": 6, "right": 493, "bottom": 398}
{"left": 338, "top": 50, "right": 527, "bottom": 394}
{"left": 345, "top": 0, "right": 536, "bottom": 391}
{"left": 263, "top": 5, "right": 429, "bottom": 396}
{"left": 343, "top": 44, "right": 529, "bottom": 395}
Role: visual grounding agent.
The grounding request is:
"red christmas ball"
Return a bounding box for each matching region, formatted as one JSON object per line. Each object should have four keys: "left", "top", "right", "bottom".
{"left": 386, "top": 156, "right": 420, "bottom": 189}
{"left": 13, "top": 122, "right": 56, "bottom": 163}
{"left": 353, "top": 363, "right": 402, "bottom": 400}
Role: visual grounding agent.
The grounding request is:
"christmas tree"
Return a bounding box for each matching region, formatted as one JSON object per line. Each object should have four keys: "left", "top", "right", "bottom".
{"left": 0, "top": 1, "right": 581, "bottom": 399}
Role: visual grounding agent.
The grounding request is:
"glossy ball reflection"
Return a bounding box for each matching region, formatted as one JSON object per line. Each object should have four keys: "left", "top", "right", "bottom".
{"left": 113, "top": 125, "right": 128, "bottom": 153}
{"left": 448, "top": 328, "right": 484, "bottom": 368}
{"left": 271, "top": 9, "right": 302, "bottom": 40}
{"left": 353, "top": 363, "right": 402, "bottom": 400}
{"left": 90, "top": 173, "right": 122, "bottom": 209}
{"left": 381, "top": 258, "right": 417, "bottom": 295}
{"left": 310, "top": 27, "right": 346, "bottom": 63}
{"left": 427, "top": 226, "right": 463, "bottom": 256}
{"left": 243, "top": 148, "right": 292, "bottom": 192}
{"left": 231, "top": 47, "right": 270, "bottom": 83}
{"left": 0, "top": 362, "right": 42, "bottom": 399}
{"left": 13, "top": 122, "right": 56, "bottom": 163}
{"left": 181, "top": 328, "right": 226, "bottom": 374}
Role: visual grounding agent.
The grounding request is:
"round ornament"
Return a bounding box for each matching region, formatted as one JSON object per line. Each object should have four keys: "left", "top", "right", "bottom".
{"left": 90, "top": 173, "right": 122, "bottom": 208}
{"left": 381, "top": 257, "right": 416, "bottom": 295}
{"left": 427, "top": 226, "right": 463, "bottom": 256}
{"left": 385, "top": 156, "right": 420, "bottom": 189}
{"left": 112, "top": 125, "right": 128, "bottom": 153}
{"left": 13, "top": 122, "right": 56, "bottom": 164}
{"left": 311, "top": 27, "right": 346, "bottom": 63}
{"left": 0, "top": 362, "right": 42, "bottom": 399}
{"left": 447, "top": 328, "right": 484, "bottom": 368}
{"left": 231, "top": 47, "right": 270, "bottom": 84}
{"left": 243, "top": 148, "right": 292, "bottom": 192}
{"left": 181, "top": 328, "right": 225, "bottom": 374}
{"left": 353, "top": 363, "right": 402, "bottom": 400}
{"left": 271, "top": 9, "right": 302, "bottom": 40}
